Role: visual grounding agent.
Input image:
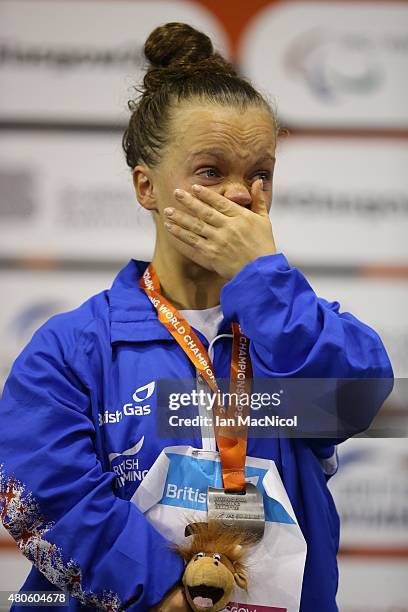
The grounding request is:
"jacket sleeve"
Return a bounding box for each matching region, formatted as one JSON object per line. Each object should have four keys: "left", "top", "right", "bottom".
{"left": 0, "top": 320, "right": 184, "bottom": 611}
{"left": 220, "top": 253, "right": 394, "bottom": 449}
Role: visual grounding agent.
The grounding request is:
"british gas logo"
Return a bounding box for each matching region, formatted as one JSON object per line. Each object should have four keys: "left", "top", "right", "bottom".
{"left": 99, "top": 381, "right": 155, "bottom": 427}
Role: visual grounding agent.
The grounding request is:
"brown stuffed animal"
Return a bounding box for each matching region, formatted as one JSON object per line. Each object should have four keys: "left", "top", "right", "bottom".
{"left": 174, "top": 521, "right": 255, "bottom": 612}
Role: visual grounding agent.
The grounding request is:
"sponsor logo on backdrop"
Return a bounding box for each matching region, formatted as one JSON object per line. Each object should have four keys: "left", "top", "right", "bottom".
{"left": 331, "top": 443, "right": 408, "bottom": 547}
{"left": 0, "top": 0, "right": 229, "bottom": 122}
{"left": 285, "top": 31, "right": 384, "bottom": 103}
{"left": 0, "top": 169, "right": 36, "bottom": 219}
{"left": 274, "top": 188, "right": 408, "bottom": 218}
{"left": 8, "top": 301, "right": 64, "bottom": 341}
{"left": 381, "top": 331, "right": 408, "bottom": 378}
{"left": 0, "top": 41, "right": 142, "bottom": 71}
{"left": 57, "top": 187, "right": 143, "bottom": 230}
{"left": 240, "top": 2, "right": 408, "bottom": 127}
{"left": 271, "top": 137, "right": 408, "bottom": 263}
{"left": 99, "top": 381, "right": 155, "bottom": 427}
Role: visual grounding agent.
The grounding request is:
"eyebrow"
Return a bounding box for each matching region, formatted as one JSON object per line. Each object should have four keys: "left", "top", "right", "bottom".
{"left": 188, "top": 148, "right": 275, "bottom": 164}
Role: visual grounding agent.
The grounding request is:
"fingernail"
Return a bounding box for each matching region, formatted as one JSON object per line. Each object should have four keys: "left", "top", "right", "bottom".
{"left": 174, "top": 189, "right": 184, "bottom": 198}
{"left": 192, "top": 184, "right": 202, "bottom": 193}
{"left": 164, "top": 207, "right": 174, "bottom": 216}
{"left": 164, "top": 222, "right": 173, "bottom": 230}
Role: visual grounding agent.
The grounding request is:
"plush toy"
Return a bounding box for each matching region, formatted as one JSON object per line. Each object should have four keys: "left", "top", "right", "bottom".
{"left": 174, "top": 521, "right": 255, "bottom": 612}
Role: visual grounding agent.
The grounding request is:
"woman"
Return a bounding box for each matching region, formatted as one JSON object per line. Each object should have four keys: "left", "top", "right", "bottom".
{"left": 0, "top": 22, "right": 393, "bottom": 612}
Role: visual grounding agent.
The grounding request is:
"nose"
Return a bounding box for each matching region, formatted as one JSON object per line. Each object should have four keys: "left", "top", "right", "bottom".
{"left": 222, "top": 181, "right": 252, "bottom": 208}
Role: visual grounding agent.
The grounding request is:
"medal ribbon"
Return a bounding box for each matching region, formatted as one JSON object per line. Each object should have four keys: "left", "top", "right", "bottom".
{"left": 139, "top": 264, "right": 252, "bottom": 491}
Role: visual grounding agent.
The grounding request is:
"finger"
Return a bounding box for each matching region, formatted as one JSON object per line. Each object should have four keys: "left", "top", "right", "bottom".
{"left": 164, "top": 223, "right": 213, "bottom": 272}
{"left": 174, "top": 189, "right": 224, "bottom": 227}
{"left": 164, "top": 220, "right": 208, "bottom": 251}
{"left": 191, "top": 184, "right": 241, "bottom": 217}
{"left": 163, "top": 207, "right": 216, "bottom": 239}
{"left": 250, "top": 179, "right": 269, "bottom": 216}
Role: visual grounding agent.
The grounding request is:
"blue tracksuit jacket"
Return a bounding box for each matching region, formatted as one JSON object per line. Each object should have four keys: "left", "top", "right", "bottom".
{"left": 0, "top": 254, "right": 393, "bottom": 611}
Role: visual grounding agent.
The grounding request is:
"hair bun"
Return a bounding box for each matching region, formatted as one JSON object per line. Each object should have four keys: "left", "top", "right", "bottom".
{"left": 144, "top": 22, "right": 213, "bottom": 68}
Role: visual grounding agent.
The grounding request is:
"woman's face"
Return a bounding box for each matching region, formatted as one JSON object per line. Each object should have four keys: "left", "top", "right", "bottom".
{"left": 138, "top": 101, "right": 277, "bottom": 261}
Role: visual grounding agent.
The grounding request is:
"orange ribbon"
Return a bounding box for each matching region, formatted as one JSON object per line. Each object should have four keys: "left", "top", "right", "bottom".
{"left": 139, "top": 264, "right": 252, "bottom": 491}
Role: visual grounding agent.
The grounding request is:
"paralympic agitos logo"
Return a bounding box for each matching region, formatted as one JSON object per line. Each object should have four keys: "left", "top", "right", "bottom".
{"left": 98, "top": 381, "right": 155, "bottom": 427}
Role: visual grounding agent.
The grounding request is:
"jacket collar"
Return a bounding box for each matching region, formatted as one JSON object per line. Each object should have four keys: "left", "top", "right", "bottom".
{"left": 108, "top": 259, "right": 231, "bottom": 344}
{"left": 108, "top": 259, "right": 173, "bottom": 343}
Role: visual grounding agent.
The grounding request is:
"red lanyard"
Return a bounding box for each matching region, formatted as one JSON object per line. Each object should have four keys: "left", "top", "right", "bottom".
{"left": 139, "top": 264, "right": 252, "bottom": 491}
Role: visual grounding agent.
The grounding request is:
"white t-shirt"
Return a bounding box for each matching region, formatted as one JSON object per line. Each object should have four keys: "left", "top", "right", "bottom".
{"left": 178, "top": 304, "right": 224, "bottom": 345}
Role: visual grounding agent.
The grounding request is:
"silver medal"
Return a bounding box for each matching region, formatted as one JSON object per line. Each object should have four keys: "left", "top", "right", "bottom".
{"left": 206, "top": 482, "right": 265, "bottom": 542}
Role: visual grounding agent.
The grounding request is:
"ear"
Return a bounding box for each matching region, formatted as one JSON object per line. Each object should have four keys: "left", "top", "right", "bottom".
{"left": 233, "top": 570, "right": 248, "bottom": 591}
{"left": 132, "top": 164, "right": 158, "bottom": 212}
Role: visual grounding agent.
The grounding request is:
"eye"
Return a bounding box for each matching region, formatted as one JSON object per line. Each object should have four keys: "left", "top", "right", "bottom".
{"left": 194, "top": 552, "right": 205, "bottom": 561}
{"left": 213, "top": 553, "right": 221, "bottom": 561}
{"left": 197, "top": 167, "right": 221, "bottom": 179}
{"left": 252, "top": 171, "right": 271, "bottom": 184}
